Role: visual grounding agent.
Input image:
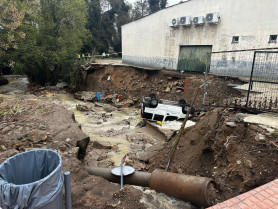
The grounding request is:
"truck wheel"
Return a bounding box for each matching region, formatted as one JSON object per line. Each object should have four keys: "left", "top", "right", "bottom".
{"left": 178, "top": 99, "right": 186, "bottom": 106}
{"left": 150, "top": 99, "right": 158, "bottom": 108}
{"left": 182, "top": 104, "right": 195, "bottom": 114}
{"left": 149, "top": 93, "right": 156, "bottom": 99}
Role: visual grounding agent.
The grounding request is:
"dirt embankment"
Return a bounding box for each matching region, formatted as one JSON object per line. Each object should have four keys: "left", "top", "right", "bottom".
{"left": 79, "top": 65, "right": 245, "bottom": 108}
{"left": 148, "top": 108, "right": 278, "bottom": 201}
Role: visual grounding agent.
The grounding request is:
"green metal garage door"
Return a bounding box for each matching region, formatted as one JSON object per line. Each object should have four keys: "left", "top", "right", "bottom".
{"left": 177, "top": 45, "right": 212, "bottom": 72}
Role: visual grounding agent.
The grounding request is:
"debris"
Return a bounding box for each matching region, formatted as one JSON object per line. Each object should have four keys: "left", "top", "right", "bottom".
{"left": 92, "top": 141, "right": 113, "bottom": 149}
{"left": 165, "top": 86, "right": 171, "bottom": 92}
{"left": 0, "top": 145, "right": 7, "bottom": 151}
{"left": 118, "top": 94, "right": 124, "bottom": 102}
{"left": 1, "top": 126, "right": 11, "bottom": 134}
{"left": 138, "top": 143, "right": 164, "bottom": 162}
{"left": 95, "top": 102, "right": 103, "bottom": 107}
{"left": 76, "top": 104, "right": 89, "bottom": 111}
{"left": 136, "top": 120, "right": 146, "bottom": 128}
{"left": 39, "top": 124, "right": 47, "bottom": 130}
{"left": 244, "top": 160, "right": 252, "bottom": 168}
{"left": 255, "top": 133, "right": 266, "bottom": 142}
{"left": 234, "top": 113, "right": 247, "bottom": 122}
{"left": 56, "top": 82, "right": 68, "bottom": 88}
{"left": 225, "top": 122, "right": 237, "bottom": 127}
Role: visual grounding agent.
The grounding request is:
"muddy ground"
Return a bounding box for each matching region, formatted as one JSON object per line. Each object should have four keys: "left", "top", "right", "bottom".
{"left": 0, "top": 65, "right": 277, "bottom": 209}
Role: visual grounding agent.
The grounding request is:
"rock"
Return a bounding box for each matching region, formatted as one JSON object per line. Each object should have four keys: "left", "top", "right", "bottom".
{"left": 2, "top": 126, "right": 11, "bottom": 134}
{"left": 39, "top": 125, "right": 47, "bottom": 130}
{"left": 5, "top": 149, "right": 19, "bottom": 158}
{"left": 28, "top": 130, "right": 48, "bottom": 143}
{"left": 76, "top": 104, "right": 89, "bottom": 112}
{"left": 0, "top": 145, "right": 7, "bottom": 151}
{"left": 65, "top": 138, "right": 71, "bottom": 143}
{"left": 176, "top": 90, "right": 182, "bottom": 93}
{"left": 255, "top": 133, "right": 266, "bottom": 142}
{"left": 69, "top": 147, "right": 79, "bottom": 155}
{"left": 56, "top": 82, "right": 68, "bottom": 88}
{"left": 0, "top": 77, "right": 9, "bottom": 86}
{"left": 235, "top": 113, "right": 247, "bottom": 123}
{"left": 138, "top": 143, "right": 165, "bottom": 162}
{"left": 136, "top": 120, "right": 146, "bottom": 128}
{"left": 226, "top": 122, "right": 237, "bottom": 127}
{"left": 165, "top": 86, "right": 171, "bottom": 93}
{"left": 132, "top": 97, "right": 139, "bottom": 102}
{"left": 95, "top": 102, "right": 103, "bottom": 107}
{"left": 244, "top": 160, "right": 252, "bottom": 168}
{"left": 97, "top": 159, "right": 114, "bottom": 168}
{"left": 111, "top": 145, "right": 119, "bottom": 151}
{"left": 59, "top": 144, "right": 67, "bottom": 152}
{"left": 122, "top": 99, "right": 134, "bottom": 108}
{"left": 236, "top": 160, "right": 242, "bottom": 165}
{"left": 97, "top": 154, "right": 108, "bottom": 161}
{"left": 103, "top": 106, "right": 116, "bottom": 113}
{"left": 92, "top": 141, "right": 113, "bottom": 149}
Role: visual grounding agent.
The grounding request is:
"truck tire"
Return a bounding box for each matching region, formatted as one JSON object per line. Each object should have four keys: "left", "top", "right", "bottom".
{"left": 178, "top": 99, "right": 186, "bottom": 106}
{"left": 150, "top": 99, "right": 158, "bottom": 108}
{"left": 182, "top": 104, "right": 195, "bottom": 114}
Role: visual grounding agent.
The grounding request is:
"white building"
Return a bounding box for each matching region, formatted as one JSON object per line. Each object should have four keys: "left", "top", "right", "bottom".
{"left": 122, "top": 0, "right": 278, "bottom": 76}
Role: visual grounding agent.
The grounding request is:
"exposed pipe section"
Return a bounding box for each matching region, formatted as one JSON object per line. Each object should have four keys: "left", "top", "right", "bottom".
{"left": 85, "top": 167, "right": 215, "bottom": 207}
{"left": 64, "top": 171, "right": 72, "bottom": 209}
{"left": 85, "top": 167, "right": 151, "bottom": 187}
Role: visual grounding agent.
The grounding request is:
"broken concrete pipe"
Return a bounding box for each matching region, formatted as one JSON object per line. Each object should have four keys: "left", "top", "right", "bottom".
{"left": 85, "top": 167, "right": 215, "bottom": 207}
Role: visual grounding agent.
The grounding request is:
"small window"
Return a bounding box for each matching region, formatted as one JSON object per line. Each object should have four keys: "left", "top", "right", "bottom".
{"left": 269, "top": 35, "right": 277, "bottom": 43}
{"left": 232, "top": 36, "right": 239, "bottom": 43}
{"left": 153, "top": 114, "right": 164, "bottom": 121}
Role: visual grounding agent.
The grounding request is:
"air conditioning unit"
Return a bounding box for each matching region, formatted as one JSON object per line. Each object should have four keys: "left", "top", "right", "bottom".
{"left": 169, "top": 18, "right": 180, "bottom": 27}
{"left": 205, "top": 12, "right": 220, "bottom": 24}
{"left": 179, "top": 16, "right": 191, "bottom": 26}
{"left": 192, "top": 16, "right": 204, "bottom": 25}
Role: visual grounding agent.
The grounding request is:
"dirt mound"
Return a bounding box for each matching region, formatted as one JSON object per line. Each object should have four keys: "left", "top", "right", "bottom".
{"left": 148, "top": 108, "right": 278, "bottom": 201}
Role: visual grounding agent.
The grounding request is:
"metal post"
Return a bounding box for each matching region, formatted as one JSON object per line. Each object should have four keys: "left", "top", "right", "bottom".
{"left": 246, "top": 51, "right": 257, "bottom": 107}
{"left": 120, "top": 158, "right": 124, "bottom": 189}
{"left": 203, "top": 52, "right": 210, "bottom": 104}
{"left": 64, "top": 171, "right": 72, "bottom": 209}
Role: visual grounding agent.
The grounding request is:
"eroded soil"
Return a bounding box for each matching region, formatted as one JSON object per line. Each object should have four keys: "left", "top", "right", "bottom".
{"left": 0, "top": 64, "right": 277, "bottom": 209}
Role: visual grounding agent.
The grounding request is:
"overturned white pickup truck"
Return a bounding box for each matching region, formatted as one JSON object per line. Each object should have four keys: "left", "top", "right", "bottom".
{"left": 141, "top": 94, "right": 195, "bottom": 122}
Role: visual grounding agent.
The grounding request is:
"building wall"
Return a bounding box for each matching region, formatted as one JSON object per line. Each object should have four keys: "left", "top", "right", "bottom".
{"left": 122, "top": 0, "right": 278, "bottom": 73}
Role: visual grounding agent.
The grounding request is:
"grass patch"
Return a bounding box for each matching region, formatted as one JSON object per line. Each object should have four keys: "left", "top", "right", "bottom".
{"left": 0, "top": 102, "right": 25, "bottom": 115}
{"left": 36, "top": 108, "right": 47, "bottom": 114}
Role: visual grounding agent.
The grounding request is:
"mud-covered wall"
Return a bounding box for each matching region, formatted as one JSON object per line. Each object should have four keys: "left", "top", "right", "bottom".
{"left": 122, "top": 0, "right": 278, "bottom": 73}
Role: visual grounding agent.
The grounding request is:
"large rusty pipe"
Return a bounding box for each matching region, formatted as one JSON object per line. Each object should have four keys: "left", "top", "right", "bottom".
{"left": 149, "top": 169, "right": 214, "bottom": 207}
{"left": 85, "top": 166, "right": 151, "bottom": 187}
{"left": 85, "top": 167, "right": 214, "bottom": 207}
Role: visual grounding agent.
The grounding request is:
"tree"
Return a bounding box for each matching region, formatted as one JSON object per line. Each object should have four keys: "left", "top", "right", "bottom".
{"left": 10, "top": 0, "right": 91, "bottom": 85}
{"left": 131, "top": 0, "right": 149, "bottom": 19}
{"left": 0, "top": 0, "right": 40, "bottom": 74}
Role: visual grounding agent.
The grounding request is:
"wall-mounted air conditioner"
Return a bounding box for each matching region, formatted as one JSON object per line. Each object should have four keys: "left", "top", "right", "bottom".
{"left": 192, "top": 16, "right": 204, "bottom": 25}
{"left": 205, "top": 12, "right": 220, "bottom": 24}
{"left": 179, "top": 16, "right": 191, "bottom": 26}
{"left": 169, "top": 18, "right": 180, "bottom": 27}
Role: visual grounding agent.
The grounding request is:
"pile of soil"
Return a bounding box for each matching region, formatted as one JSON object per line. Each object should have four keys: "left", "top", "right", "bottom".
{"left": 148, "top": 108, "right": 278, "bottom": 201}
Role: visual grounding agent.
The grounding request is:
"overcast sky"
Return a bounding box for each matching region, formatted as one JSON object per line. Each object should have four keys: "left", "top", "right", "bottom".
{"left": 126, "top": 0, "right": 186, "bottom": 7}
